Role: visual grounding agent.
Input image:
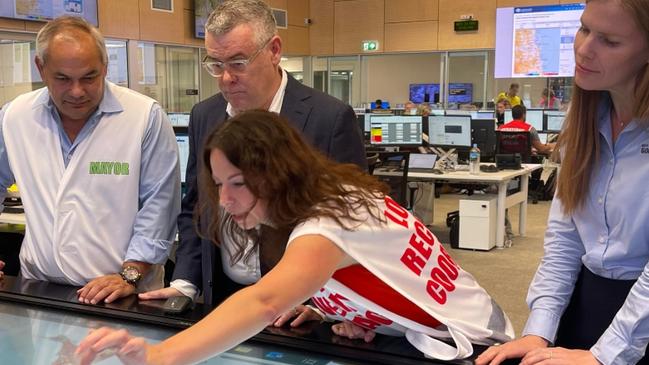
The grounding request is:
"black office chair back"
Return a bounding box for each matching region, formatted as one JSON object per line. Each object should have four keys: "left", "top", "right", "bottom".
{"left": 366, "top": 152, "right": 380, "bottom": 175}
{"left": 496, "top": 131, "right": 532, "bottom": 163}
{"left": 373, "top": 151, "right": 410, "bottom": 207}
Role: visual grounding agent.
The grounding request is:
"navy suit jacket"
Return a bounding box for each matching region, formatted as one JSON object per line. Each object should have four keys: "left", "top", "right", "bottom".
{"left": 172, "top": 74, "right": 367, "bottom": 307}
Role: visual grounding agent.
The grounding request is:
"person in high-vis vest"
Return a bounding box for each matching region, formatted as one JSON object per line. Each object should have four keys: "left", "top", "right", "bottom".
{"left": 76, "top": 110, "right": 513, "bottom": 364}
{"left": 0, "top": 16, "right": 180, "bottom": 305}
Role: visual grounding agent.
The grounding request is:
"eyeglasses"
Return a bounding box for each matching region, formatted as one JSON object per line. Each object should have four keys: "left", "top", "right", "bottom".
{"left": 202, "top": 38, "right": 272, "bottom": 78}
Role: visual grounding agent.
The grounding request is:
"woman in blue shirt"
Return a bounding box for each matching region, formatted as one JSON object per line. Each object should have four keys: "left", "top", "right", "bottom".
{"left": 477, "top": 0, "right": 649, "bottom": 364}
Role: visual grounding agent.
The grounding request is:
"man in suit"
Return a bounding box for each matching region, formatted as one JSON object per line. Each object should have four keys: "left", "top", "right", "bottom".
{"left": 140, "top": 0, "right": 366, "bottom": 307}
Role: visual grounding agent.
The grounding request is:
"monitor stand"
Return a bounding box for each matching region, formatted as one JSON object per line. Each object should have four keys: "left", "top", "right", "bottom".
{"left": 430, "top": 147, "right": 457, "bottom": 171}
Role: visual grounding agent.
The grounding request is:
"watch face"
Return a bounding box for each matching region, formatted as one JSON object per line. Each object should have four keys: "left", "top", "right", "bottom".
{"left": 121, "top": 267, "right": 141, "bottom": 283}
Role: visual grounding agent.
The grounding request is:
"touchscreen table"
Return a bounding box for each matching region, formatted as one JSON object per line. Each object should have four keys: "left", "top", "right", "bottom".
{"left": 0, "top": 300, "right": 359, "bottom": 365}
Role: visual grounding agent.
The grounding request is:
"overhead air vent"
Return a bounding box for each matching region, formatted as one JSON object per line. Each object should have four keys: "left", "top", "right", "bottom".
{"left": 152, "top": 0, "right": 173, "bottom": 12}
{"left": 272, "top": 8, "right": 287, "bottom": 29}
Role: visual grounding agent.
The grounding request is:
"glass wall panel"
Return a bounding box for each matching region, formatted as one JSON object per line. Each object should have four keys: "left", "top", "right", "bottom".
{"left": 361, "top": 53, "right": 442, "bottom": 109}
{"left": 446, "top": 51, "right": 488, "bottom": 109}
{"left": 106, "top": 40, "right": 128, "bottom": 87}
{"left": 167, "top": 46, "right": 200, "bottom": 112}
{"left": 311, "top": 56, "right": 361, "bottom": 107}
{"left": 198, "top": 48, "right": 219, "bottom": 102}
{"left": 0, "top": 32, "right": 40, "bottom": 107}
{"left": 129, "top": 42, "right": 199, "bottom": 113}
{"left": 329, "top": 56, "right": 360, "bottom": 107}
{"left": 281, "top": 56, "right": 303, "bottom": 83}
{"left": 312, "top": 57, "right": 328, "bottom": 94}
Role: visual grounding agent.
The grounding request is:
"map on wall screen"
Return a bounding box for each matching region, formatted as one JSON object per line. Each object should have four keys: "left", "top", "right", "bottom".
{"left": 494, "top": 3, "right": 584, "bottom": 78}
{"left": 511, "top": 4, "right": 584, "bottom": 77}
{"left": 0, "top": 1, "right": 98, "bottom": 25}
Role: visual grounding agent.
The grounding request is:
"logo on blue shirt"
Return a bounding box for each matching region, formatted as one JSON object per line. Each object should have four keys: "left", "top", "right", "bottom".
{"left": 641, "top": 144, "right": 649, "bottom": 154}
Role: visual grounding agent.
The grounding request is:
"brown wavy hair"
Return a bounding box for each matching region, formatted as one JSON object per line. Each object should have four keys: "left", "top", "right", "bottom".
{"left": 554, "top": 0, "right": 649, "bottom": 214}
{"left": 197, "top": 110, "right": 389, "bottom": 264}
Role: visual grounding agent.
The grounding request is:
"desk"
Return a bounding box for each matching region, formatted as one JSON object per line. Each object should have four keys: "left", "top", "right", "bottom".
{"left": 0, "top": 212, "right": 25, "bottom": 225}
{"left": 407, "top": 164, "right": 542, "bottom": 248}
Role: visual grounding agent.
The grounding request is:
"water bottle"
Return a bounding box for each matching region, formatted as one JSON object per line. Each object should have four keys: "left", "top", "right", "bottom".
{"left": 469, "top": 144, "right": 481, "bottom": 175}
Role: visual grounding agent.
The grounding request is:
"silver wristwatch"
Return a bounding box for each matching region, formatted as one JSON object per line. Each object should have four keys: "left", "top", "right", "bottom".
{"left": 119, "top": 266, "right": 142, "bottom": 286}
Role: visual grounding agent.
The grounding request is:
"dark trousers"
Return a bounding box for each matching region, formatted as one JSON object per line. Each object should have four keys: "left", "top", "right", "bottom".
{"left": 0, "top": 232, "right": 22, "bottom": 276}
{"left": 555, "top": 266, "right": 648, "bottom": 363}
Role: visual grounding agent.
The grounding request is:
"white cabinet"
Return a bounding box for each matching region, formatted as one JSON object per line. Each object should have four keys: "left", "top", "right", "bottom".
{"left": 459, "top": 195, "right": 497, "bottom": 250}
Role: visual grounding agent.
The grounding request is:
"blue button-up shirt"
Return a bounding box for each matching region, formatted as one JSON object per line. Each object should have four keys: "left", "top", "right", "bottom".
{"left": 524, "top": 95, "right": 649, "bottom": 364}
{"left": 0, "top": 84, "right": 180, "bottom": 265}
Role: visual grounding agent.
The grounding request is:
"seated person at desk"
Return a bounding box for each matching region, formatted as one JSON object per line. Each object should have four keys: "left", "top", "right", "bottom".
{"left": 76, "top": 110, "right": 514, "bottom": 363}
{"left": 404, "top": 100, "right": 418, "bottom": 115}
{"left": 498, "top": 105, "right": 555, "bottom": 155}
{"left": 495, "top": 98, "right": 510, "bottom": 126}
{"left": 0, "top": 17, "right": 181, "bottom": 303}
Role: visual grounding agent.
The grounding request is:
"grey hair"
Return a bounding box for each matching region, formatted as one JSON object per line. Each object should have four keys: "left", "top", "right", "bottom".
{"left": 205, "top": 0, "right": 277, "bottom": 47}
{"left": 36, "top": 15, "right": 108, "bottom": 65}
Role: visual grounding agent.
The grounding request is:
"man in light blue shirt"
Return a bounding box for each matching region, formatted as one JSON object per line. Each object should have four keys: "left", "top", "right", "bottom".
{"left": 0, "top": 16, "right": 180, "bottom": 305}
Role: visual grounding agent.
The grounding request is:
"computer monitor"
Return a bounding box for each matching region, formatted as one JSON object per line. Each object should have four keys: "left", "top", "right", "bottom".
{"left": 544, "top": 111, "right": 566, "bottom": 132}
{"left": 504, "top": 109, "right": 513, "bottom": 123}
{"left": 369, "top": 115, "right": 423, "bottom": 146}
{"left": 504, "top": 109, "right": 543, "bottom": 131}
{"left": 525, "top": 109, "right": 544, "bottom": 131}
{"left": 444, "top": 110, "right": 473, "bottom": 116}
{"left": 428, "top": 115, "right": 472, "bottom": 148}
{"left": 176, "top": 134, "right": 190, "bottom": 184}
{"left": 168, "top": 113, "right": 190, "bottom": 127}
{"left": 471, "top": 118, "right": 498, "bottom": 159}
{"left": 448, "top": 83, "right": 473, "bottom": 104}
{"left": 476, "top": 110, "right": 496, "bottom": 119}
{"left": 409, "top": 83, "right": 440, "bottom": 104}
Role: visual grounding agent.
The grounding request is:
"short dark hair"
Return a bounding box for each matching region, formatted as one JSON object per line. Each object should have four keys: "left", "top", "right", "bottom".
{"left": 512, "top": 104, "right": 526, "bottom": 120}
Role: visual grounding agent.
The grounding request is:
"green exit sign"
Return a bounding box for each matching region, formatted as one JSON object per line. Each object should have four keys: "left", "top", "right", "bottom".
{"left": 362, "top": 40, "right": 379, "bottom": 52}
{"left": 454, "top": 19, "right": 479, "bottom": 32}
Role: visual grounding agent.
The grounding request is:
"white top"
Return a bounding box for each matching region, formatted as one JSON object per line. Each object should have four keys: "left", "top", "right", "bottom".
{"left": 288, "top": 194, "right": 514, "bottom": 360}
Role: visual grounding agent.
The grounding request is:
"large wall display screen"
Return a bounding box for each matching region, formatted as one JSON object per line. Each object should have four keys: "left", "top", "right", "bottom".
{"left": 0, "top": 1, "right": 98, "bottom": 25}
{"left": 494, "top": 3, "right": 584, "bottom": 78}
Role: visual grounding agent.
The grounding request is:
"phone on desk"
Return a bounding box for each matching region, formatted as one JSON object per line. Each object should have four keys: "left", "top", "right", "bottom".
{"left": 140, "top": 296, "right": 193, "bottom": 314}
{"left": 163, "top": 296, "right": 193, "bottom": 314}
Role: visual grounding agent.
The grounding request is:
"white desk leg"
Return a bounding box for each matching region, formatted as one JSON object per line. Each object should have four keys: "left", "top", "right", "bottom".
{"left": 429, "top": 182, "right": 435, "bottom": 225}
{"left": 496, "top": 181, "right": 507, "bottom": 248}
{"left": 519, "top": 173, "right": 530, "bottom": 236}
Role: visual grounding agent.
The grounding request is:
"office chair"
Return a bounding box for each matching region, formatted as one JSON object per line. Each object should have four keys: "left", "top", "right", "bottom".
{"left": 496, "top": 131, "right": 532, "bottom": 162}
{"left": 373, "top": 151, "right": 411, "bottom": 209}
{"left": 366, "top": 152, "right": 380, "bottom": 175}
{"left": 496, "top": 131, "right": 543, "bottom": 203}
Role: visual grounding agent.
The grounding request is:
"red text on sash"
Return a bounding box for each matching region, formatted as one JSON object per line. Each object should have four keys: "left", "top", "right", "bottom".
{"left": 384, "top": 196, "right": 460, "bottom": 305}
